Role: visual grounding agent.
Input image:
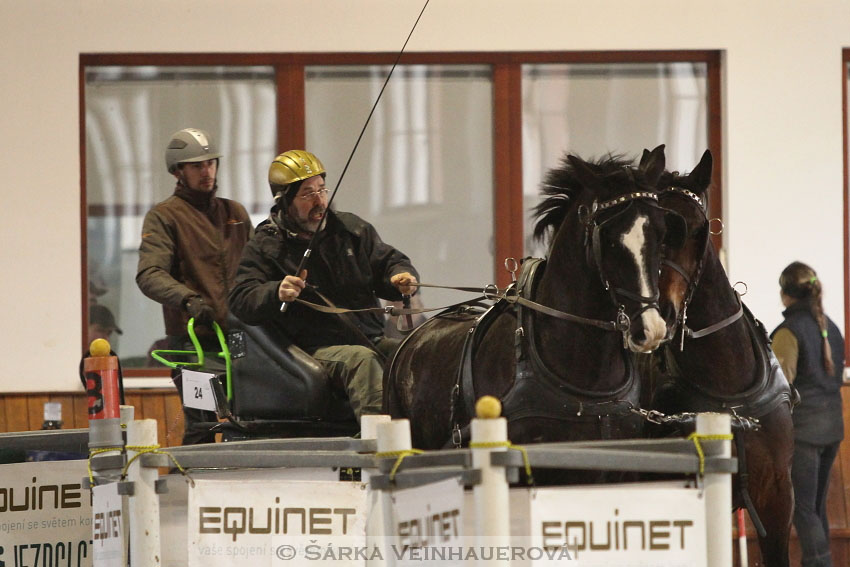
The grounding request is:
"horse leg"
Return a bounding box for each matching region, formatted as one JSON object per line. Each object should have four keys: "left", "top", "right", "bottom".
{"left": 742, "top": 414, "right": 794, "bottom": 567}
{"left": 752, "top": 473, "right": 793, "bottom": 567}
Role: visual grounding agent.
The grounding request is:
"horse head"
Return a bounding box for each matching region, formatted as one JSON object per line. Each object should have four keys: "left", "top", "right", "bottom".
{"left": 650, "top": 149, "right": 714, "bottom": 332}
{"left": 534, "top": 144, "right": 684, "bottom": 353}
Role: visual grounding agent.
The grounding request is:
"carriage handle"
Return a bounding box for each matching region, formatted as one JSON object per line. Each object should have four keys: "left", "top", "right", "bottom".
{"left": 149, "top": 318, "right": 233, "bottom": 400}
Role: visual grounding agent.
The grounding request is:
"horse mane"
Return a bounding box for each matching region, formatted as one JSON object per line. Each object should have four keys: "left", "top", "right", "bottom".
{"left": 532, "top": 152, "right": 635, "bottom": 244}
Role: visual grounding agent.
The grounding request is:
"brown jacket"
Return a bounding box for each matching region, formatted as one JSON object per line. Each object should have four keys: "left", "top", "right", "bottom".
{"left": 137, "top": 185, "right": 253, "bottom": 337}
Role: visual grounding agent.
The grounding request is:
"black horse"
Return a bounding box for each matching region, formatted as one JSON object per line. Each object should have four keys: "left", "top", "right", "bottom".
{"left": 385, "top": 146, "right": 686, "bottom": 467}
{"left": 647, "top": 149, "right": 795, "bottom": 567}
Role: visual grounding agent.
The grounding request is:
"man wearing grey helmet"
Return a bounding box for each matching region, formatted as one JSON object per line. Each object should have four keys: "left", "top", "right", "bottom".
{"left": 137, "top": 128, "right": 253, "bottom": 444}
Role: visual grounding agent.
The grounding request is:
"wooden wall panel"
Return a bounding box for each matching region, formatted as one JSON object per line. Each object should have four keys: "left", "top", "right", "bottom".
{"left": 4, "top": 395, "right": 30, "bottom": 432}
{"left": 26, "top": 394, "right": 49, "bottom": 430}
{"left": 0, "top": 390, "right": 183, "bottom": 447}
{"left": 124, "top": 392, "right": 143, "bottom": 416}
{"left": 48, "top": 394, "right": 77, "bottom": 429}
{"left": 164, "top": 393, "right": 185, "bottom": 447}
{"left": 0, "top": 393, "right": 7, "bottom": 432}
{"left": 841, "top": 387, "right": 850, "bottom": 524}
{"left": 72, "top": 394, "right": 90, "bottom": 426}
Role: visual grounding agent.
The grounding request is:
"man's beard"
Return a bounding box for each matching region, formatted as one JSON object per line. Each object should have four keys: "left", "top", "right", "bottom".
{"left": 290, "top": 204, "right": 327, "bottom": 235}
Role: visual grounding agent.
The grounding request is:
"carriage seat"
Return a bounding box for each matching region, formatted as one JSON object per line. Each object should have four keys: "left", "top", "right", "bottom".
{"left": 227, "top": 315, "right": 355, "bottom": 423}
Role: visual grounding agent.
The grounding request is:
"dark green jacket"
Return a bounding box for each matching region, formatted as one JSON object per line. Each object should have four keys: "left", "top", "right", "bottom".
{"left": 229, "top": 209, "right": 418, "bottom": 351}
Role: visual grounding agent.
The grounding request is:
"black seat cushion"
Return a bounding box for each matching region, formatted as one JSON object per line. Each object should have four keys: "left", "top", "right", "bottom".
{"left": 227, "top": 316, "right": 355, "bottom": 422}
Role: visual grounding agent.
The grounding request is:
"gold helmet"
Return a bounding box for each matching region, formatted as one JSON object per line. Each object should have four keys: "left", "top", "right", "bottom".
{"left": 268, "top": 150, "right": 326, "bottom": 197}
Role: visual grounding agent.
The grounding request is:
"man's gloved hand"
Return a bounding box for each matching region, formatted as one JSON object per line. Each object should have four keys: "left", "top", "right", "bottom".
{"left": 184, "top": 296, "right": 215, "bottom": 325}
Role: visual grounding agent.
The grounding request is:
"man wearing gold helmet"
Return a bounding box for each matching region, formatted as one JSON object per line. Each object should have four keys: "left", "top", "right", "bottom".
{"left": 229, "top": 150, "right": 418, "bottom": 422}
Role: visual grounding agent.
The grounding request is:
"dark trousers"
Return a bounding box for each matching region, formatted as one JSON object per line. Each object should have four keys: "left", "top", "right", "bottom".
{"left": 792, "top": 440, "right": 840, "bottom": 567}
{"left": 169, "top": 335, "right": 224, "bottom": 445}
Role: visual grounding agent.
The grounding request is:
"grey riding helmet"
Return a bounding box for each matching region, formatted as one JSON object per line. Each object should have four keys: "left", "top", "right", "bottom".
{"left": 165, "top": 128, "right": 222, "bottom": 173}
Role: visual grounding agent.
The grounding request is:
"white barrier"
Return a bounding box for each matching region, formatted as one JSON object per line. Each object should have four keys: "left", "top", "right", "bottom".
{"left": 0, "top": 407, "right": 737, "bottom": 567}
{"left": 377, "top": 419, "right": 414, "bottom": 567}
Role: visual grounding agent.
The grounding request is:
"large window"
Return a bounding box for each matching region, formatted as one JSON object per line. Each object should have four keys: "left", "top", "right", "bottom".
{"left": 81, "top": 52, "right": 721, "bottom": 374}
{"left": 305, "top": 65, "right": 493, "bottom": 309}
{"left": 521, "top": 63, "right": 709, "bottom": 256}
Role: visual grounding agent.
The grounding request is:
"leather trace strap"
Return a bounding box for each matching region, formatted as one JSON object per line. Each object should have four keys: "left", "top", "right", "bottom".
{"left": 512, "top": 294, "right": 630, "bottom": 332}
{"left": 683, "top": 291, "right": 745, "bottom": 340}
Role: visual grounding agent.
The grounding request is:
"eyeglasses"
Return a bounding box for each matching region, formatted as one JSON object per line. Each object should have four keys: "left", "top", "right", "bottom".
{"left": 298, "top": 188, "right": 330, "bottom": 201}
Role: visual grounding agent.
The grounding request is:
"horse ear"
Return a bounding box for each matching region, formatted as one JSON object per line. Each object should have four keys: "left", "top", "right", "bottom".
{"left": 567, "top": 155, "right": 600, "bottom": 189}
{"left": 640, "top": 144, "right": 666, "bottom": 186}
{"left": 686, "top": 149, "right": 713, "bottom": 193}
{"left": 638, "top": 144, "right": 664, "bottom": 167}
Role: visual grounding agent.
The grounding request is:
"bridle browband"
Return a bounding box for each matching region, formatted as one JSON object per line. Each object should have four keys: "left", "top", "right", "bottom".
{"left": 659, "top": 185, "right": 743, "bottom": 348}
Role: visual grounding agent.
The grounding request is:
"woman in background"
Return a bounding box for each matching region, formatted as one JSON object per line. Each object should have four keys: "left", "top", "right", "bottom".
{"left": 771, "top": 261, "right": 845, "bottom": 567}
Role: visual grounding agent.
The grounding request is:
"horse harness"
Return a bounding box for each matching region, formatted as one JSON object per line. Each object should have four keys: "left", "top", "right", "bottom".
{"left": 448, "top": 257, "right": 643, "bottom": 448}
{"left": 657, "top": 183, "right": 796, "bottom": 419}
{"left": 660, "top": 302, "right": 796, "bottom": 420}
{"left": 446, "top": 190, "right": 677, "bottom": 447}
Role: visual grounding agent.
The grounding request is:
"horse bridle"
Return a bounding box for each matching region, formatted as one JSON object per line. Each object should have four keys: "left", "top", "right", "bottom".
{"left": 575, "top": 189, "right": 669, "bottom": 344}
{"left": 659, "top": 186, "right": 743, "bottom": 348}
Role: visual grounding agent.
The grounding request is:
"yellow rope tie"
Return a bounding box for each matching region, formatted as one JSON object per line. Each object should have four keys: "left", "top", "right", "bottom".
{"left": 122, "top": 444, "right": 188, "bottom": 480}
{"left": 375, "top": 449, "right": 424, "bottom": 481}
{"left": 469, "top": 441, "right": 534, "bottom": 485}
{"left": 87, "top": 447, "right": 124, "bottom": 485}
{"left": 686, "top": 433, "right": 734, "bottom": 476}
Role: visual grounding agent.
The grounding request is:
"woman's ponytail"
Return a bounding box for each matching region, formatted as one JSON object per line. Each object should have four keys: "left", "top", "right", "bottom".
{"left": 780, "top": 262, "right": 834, "bottom": 376}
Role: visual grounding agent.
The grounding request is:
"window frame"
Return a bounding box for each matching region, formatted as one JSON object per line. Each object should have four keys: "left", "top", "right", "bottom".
{"left": 80, "top": 50, "right": 723, "bottom": 377}
{"left": 844, "top": 49, "right": 850, "bottom": 360}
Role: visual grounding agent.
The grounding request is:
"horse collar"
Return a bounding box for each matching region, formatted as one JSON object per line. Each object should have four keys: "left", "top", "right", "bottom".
{"left": 668, "top": 304, "right": 795, "bottom": 419}
{"left": 500, "top": 259, "right": 642, "bottom": 424}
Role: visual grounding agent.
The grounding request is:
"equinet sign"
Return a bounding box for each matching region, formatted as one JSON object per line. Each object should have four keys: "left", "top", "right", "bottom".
{"left": 527, "top": 482, "right": 707, "bottom": 566}
{"left": 188, "top": 479, "right": 368, "bottom": 567}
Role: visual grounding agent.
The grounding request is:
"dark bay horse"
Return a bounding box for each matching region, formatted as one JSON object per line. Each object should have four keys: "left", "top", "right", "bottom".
{"left": 647, "top": 149, "right": 795, "bottom": 566}
{"left": 385, "top": 146, "right": 686, "bottom": 466}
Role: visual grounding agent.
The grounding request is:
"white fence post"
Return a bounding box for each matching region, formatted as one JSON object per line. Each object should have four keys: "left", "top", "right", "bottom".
{"left": 697, "top": 412, "right": 732, "bottom": 567}
{"left": 471, "top": 396, "right": 511, "bottom": 566}
{"left": 127, "top": 419, "right": 161, "bottom": 566}
{"left": 376, "top": 418, "right": 413, "bottom": 567}
{"left": 363, "top": 414, "right": 391, "bottom": 567}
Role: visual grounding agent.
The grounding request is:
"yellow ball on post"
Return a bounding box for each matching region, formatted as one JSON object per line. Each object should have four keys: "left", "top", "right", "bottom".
{"left": 89, "top": 338, "right": 111, "bottom": 357}
{"left": 475, "top": 395, "right": 502, "bottom": 419}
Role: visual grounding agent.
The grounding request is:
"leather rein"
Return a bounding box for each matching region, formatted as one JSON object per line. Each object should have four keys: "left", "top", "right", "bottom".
{"left": 295, "top": 190, "right": 667, "bottom": 341}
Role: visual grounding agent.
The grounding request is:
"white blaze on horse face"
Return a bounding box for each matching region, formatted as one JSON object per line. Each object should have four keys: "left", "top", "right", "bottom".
{"left": 620, "top": 214, "right": 667, "bottom": 352}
